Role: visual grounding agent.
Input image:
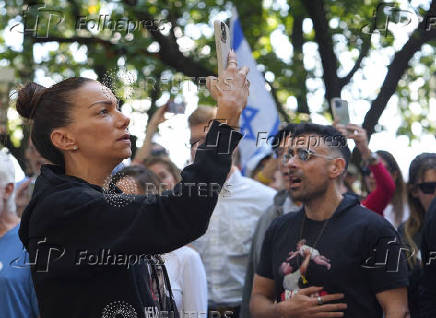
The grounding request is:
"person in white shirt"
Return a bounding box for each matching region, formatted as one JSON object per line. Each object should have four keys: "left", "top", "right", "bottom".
{"left": 163, "top": 246, "right": 207, "bottom": 317}
{"left": 188, "top": 107, "right": 276, "bottom": 318}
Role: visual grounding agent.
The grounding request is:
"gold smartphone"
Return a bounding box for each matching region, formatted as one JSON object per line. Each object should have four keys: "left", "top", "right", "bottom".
{"left": 214, "top": 20, "right": 231, "bottom": 77}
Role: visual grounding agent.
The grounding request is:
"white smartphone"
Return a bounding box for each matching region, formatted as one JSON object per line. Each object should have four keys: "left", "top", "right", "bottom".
{"left": 331, "top": 98, "right": 350, "bottom": 125}
{"left": 214, "top": 20, "right": 231, "bottom": 77}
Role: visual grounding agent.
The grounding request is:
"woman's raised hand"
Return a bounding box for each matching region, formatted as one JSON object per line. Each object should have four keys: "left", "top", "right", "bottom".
{"left": 206, "top": 50, "right": 250, "bottom": 128}
{"left": 334, "top": 122, "right": 371, "bottom": 159}
{"left": 148, "top": 102, "right": 169, "bottom": 131}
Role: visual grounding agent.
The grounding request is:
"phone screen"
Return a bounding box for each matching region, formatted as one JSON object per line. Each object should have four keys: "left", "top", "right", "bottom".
{"left": 168, "top": 101, "right": 186, "bottom": 114}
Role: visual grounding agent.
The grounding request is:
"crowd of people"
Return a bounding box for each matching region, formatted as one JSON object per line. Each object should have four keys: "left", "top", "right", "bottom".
{"left": 1, "top": 53, "right": 436, "bottom": 318}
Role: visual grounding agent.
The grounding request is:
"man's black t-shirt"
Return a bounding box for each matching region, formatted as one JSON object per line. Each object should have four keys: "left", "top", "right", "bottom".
{"left": 257, "top": 194, "right": 408, "bottom": 318}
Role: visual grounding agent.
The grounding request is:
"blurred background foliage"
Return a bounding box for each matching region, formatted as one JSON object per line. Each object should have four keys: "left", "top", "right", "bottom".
{"left": 1, "top": 0, "right": 436, "bottom": 169}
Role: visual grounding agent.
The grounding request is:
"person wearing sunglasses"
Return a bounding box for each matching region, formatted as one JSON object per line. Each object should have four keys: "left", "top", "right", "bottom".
{"left": 251, "top": 123, "right": 409, "bottom": 318}
{"left": 188, "top": 105, "right": 277, "bottom": 318}
{"left": 240, "top": 124, "right": 302, "bottom": 318}
{"left": 398, "top": 153, "right": 436, "bottom": 317}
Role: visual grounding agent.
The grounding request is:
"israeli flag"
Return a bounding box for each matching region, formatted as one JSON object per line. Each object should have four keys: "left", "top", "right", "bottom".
{"left": 230, "top": 8, "right": 280, "bottom": 175}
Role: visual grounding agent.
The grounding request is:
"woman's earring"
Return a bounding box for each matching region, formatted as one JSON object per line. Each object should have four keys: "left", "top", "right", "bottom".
{"left": 73, "top": 146, "right": 78, "bottom": 151}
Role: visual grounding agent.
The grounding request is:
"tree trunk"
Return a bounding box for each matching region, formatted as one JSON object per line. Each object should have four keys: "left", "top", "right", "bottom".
{"left": 301, "top": 0, "right": 341, "bottom": 112}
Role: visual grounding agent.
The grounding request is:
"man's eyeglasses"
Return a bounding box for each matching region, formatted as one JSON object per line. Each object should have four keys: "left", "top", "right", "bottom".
{"left": 281, "top": 148, "right": 336, "bottom": 164}
{"left": 417, "top": 182, "right": 436, "bottom": 194}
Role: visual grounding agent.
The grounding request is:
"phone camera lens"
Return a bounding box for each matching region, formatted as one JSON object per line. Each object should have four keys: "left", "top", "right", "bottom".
{"left": 221, "top": 22, "right": 226, "bottom": 42}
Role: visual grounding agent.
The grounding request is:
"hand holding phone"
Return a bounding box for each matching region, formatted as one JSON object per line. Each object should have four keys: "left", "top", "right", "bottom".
{"left": 335, "top": 122, "right": 371, "bottom": 159}
{"left": 206, "top": 51, "right": 250, "bottom": 128}
{"left": 214, "top": 20, "right": 231, "bottom": 77}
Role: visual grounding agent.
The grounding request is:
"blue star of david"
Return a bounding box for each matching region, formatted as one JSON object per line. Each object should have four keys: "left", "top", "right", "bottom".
{"left": 240, "top": 106, "right": 258, "bottom": 140}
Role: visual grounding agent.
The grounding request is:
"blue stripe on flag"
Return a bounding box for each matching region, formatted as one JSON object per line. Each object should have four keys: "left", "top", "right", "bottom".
{"left": 232, "top": 19, "right": 243, "bottom": 50}
{"left": 269, "top": 116, "right": 280, "bottom": 138}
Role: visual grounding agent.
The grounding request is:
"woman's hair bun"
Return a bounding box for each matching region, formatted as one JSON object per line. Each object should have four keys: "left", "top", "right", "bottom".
{"left": 16, "top": 82, "right": 46, "bottom": 119}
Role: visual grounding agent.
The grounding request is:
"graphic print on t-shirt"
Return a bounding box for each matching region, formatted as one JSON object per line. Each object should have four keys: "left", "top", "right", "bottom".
{"left": 279, "top": 239, "right": 331, "bottom": 300}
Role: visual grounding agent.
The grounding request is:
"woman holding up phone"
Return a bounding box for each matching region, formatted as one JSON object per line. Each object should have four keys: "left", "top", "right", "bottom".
{"left": 17, "top": 52, "right": 249, "bottom": 318}
{"left": 335, "top": 123, "right": 396, "bottom": 215}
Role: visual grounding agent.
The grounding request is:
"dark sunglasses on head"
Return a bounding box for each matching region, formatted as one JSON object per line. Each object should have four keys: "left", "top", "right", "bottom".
{"left": 417, "top": 182, "right": 436, "bottom": 194}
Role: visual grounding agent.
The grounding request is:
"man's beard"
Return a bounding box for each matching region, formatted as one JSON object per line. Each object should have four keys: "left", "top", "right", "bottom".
{"left": 289, "top": 179, "right": 329, "bottom": 203}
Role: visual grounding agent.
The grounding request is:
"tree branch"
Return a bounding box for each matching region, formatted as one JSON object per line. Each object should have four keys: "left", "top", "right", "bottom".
{"left": 34, "top": 6, "right": 217, "bottom": 78}
{"left": 301, "top": 0, "right": 340, "bottom": 107}
{"left": 168, "top": 7, "right": 179, "bottom": 43}
{"left": 349, "top": 0, "right": 436, "bottom": 166}
{"left": 69, "top": 0, "right": 81, "bottom": 22}
{"left": 33, "top": 35, "right": 111, "bottom": 45}
{"left": 266, "top": 79, "right": 290, "bottom": 123}
{"left": 339, "top": 36, "right": 371, "bottom": 89}
{"left": 34, "top": 35, "right": 155, "bottom": 56}
{"left": 290, "top": 8, "right": 310, "bottom": 114}
{"left": 362, "top": 0, "right": 436, "bottom": 138}
{"left": 122, "top": 1, "right": 214, "bottom": 77}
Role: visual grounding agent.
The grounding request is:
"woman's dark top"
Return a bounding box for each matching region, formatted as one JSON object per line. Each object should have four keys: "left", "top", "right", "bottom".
{"left": 421, "top": 197, "right": 436, "bottom": 317}
{"left": 19, "top": 120, "right": 242, "bottom": 318}
{"left": 398, "top": 222, "right": 423, "bottom": 318}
